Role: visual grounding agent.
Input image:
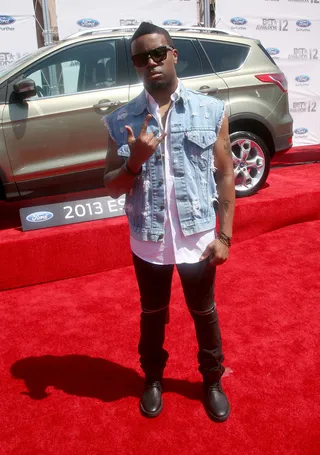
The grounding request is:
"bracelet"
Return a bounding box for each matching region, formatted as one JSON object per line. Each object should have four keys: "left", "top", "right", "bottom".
{"left": 218, "top": 231, "right": 232, "bottom": 248}
{"left": 123, "top": 160, "right": 142, "bottom": 176}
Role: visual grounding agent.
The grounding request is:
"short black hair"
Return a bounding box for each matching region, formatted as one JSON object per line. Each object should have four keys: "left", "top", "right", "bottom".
{"left": 130, "top": 22, "right": 175, "bottom": 51}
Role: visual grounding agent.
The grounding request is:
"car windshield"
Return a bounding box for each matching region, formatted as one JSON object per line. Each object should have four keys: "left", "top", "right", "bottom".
{"left": 0, "top": 46, "right": 54, "bottom": 78}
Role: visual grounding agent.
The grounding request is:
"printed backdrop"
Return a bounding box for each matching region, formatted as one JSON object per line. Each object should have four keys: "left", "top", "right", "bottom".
{"left": 56, "top": 0, "right": 198, "bottom": 39}
{"left": 0, "top": 0, "right": 37, "bottom": 71}
{"left": 216, "top": 0, "right": 320, "bottom": 146}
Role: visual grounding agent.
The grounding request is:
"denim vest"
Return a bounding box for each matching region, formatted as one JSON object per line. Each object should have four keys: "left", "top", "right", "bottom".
{"left": 105, "top": 83, "right": 225, "bottom": 242}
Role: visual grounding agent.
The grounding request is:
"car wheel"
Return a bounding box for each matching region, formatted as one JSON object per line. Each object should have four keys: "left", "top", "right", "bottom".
{"left": 229, "top": 131, "right": 271, "bottom": 198}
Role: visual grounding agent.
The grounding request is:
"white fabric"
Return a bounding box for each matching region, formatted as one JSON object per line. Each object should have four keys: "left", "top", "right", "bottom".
{"left": 130, "top": 83, "right": 216, "bottom": 265}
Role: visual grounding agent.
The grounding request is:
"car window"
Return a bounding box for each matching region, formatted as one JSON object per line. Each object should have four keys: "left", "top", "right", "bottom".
{"left": 200, "top": 40, "right": 250, "bottom": 73}
{"left": 174, "top": 39, "right": 202, "bottom": 78}
{"left": 23, "top": 39, "right": 123, "bottom": 98}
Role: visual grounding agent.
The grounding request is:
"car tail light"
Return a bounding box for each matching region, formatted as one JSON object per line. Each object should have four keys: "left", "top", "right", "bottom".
{"left": 255, "top": 73, "right": 288, "bottom": 92}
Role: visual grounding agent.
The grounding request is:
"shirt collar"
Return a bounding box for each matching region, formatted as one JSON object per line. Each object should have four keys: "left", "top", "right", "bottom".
{"left": 133, "top": 79, "right": 187, "bottom": 116}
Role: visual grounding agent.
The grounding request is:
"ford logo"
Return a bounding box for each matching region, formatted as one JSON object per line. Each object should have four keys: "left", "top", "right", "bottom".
{"left": 295, "top": 75, "right": 310, "bottom": 83}
{"left": 163, "top": 19, "right": 183, "bottom": 26}
{"left": 294, "top": 128, "right": 308, "bottom": 135}
{"left": 0, "top": 15, "right": 16, "bottom": 25}
{"left": 77, "top": 18, "right": 100, "bottom": 28}
{"left": 266, "top": 48, "right": 280, "bottom": 56}
{"left": 26, "top": 211, "right": 54, "bottom": 223}
{"left": 296, "top": 19, "right": 311, "bottom": 28}
{"left": 230, "top": 17, "right": 247, "bottom": 26}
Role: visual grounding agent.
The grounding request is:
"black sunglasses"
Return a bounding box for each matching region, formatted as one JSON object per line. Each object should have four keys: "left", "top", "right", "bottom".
{"left": 131, "top": 45, "right": 174, "bottom": 68}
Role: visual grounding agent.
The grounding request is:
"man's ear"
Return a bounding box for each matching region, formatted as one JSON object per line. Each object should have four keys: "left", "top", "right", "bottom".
{"left": 173, "top": 48, "right": 178, "bottom": 64}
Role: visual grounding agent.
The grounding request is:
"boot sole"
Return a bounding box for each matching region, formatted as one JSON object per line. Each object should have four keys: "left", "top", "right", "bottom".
{"left": 205, "top": 404, "right": 231, "bottom": 423}
{"left": 139, "top": 398, "right": 163, "bottom": 418}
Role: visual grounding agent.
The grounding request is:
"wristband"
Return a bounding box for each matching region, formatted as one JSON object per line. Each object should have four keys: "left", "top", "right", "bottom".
{"left": 218, "top": 231, "right": 232, "bottom": 248}
{"left": 123, "top": 160, "right": 142, "bottom": 176}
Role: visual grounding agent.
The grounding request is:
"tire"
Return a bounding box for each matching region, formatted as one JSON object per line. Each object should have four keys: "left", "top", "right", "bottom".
{"left": 229, "top": 131, "right": 271, "bottom": 198}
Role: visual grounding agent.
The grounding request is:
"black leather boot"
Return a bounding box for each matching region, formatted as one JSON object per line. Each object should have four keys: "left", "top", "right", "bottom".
{"left": 139, "top": 379, "right": 163, "bottom": 418}
{"left": 203, "top": 381, "right": 230, "bottom": 422}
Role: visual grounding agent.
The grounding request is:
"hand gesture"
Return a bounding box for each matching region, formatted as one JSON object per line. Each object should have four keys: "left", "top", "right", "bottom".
{"left": 200, "top": 239, "right": 229, "bottom": 266}
{"left": 125, "top": 114, "right": 166, "bottom": 172}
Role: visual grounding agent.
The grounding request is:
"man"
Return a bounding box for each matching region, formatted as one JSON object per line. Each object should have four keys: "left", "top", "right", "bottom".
{"left": 104, "top": 22, "right": 235, "bottom": 422}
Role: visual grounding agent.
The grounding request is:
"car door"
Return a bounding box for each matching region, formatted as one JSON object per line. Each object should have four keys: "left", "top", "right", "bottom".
{"left": 2, "top": 38, "right": 129, "bottom": 197}
{"left": 128, "top": 37, "right": 230, "bottom": 115}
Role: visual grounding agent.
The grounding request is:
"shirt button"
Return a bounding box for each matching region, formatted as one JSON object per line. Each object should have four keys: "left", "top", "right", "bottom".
{"left": 158, "top": 180, "right": 164, "bottom": 186}
{"left": 160, "top": 205, "right": 165, "bottom": 210}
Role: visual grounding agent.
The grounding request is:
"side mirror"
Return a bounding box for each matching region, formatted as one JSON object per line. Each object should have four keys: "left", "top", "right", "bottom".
{"left": 13, "top": 79, "right": 37, "bottom": 100}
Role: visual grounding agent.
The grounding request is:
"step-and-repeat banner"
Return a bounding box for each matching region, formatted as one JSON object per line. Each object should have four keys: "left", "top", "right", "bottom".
{"left": 216, "top": 0, "right": 320, "bottom": 146}
{"left": 0, "top": 0, "right": 38, "bottom": 71}
{"left": 56, "top": 0, "right": 198, "bottom": 39}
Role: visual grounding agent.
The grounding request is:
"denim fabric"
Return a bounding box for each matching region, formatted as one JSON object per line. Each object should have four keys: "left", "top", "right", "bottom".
{"left": 105, "top": 83, "right": 225, "bottom": 242}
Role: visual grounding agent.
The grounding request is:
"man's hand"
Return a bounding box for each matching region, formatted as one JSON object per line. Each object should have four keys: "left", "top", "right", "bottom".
{"left": 200, "top": 239, "right": 229, "bottom": 266}
{"left": 125, "top": 114, "right": 166, "bottom": 173}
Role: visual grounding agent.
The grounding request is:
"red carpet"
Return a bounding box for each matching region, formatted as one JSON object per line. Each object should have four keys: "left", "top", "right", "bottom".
{"left": 1, "top": 220, "right": 319, "bottom": 455}
{"left": 1, "top": 155, "right": 320, "bottom": 454}
{"left": 271, "top": 144, "right": 320, "bottom": 167}
{"left": 1, "top": 163, "right": 320, "bottom": 290}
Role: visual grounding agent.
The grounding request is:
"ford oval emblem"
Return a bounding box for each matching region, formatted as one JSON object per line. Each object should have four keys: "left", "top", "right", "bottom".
{"left": 231, "top": 17, "right": 247, "bottom": 26}
{"left": 77, "top": 18, "right": 100, "bottom": 28}
{"left": 296, "top": 19, "right": 311, "bottom": 28}
{"left": 266, "top": 48, "right": 280, "bottom": 56}
{"left": 26, "top": 211, "right": 54, "bottom": 223}
{"left": 163, "top": 19, "right": 183, "bottom": 26}
{"left": 0, "top": 15, "right": 16, "bottom": 25}
{"left": 294, "top": 128, "right": 308, "bottom": 135}
{"left": 295, "top": 75, "right": 310, "bottom": 83}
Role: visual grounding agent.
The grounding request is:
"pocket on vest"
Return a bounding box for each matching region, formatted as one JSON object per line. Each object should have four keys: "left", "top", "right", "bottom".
{"left": 186, "top": 131, "right": 216, "bottom": 171}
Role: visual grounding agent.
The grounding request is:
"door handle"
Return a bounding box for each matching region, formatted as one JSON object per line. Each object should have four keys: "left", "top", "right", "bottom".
{"left": 93, "top": 99, "right": 121, "bottom": 112}
{"left": 199, "top": 86, "right": 219, "bottom": 95}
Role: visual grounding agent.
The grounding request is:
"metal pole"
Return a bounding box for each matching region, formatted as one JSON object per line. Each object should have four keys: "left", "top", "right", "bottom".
{"left": 204, "top": 0, "right": 211, "bottom": 28}
{"left": 42, "top": 0, "right": 53, "bottom": 46}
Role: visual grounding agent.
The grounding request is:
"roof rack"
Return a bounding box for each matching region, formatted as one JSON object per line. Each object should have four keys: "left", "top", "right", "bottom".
{"left": 65, "top": 25, "right": 234, "bottom": 40}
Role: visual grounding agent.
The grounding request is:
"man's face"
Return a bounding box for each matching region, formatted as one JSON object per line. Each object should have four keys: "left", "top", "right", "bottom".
{"left": 131, "top": 33, "right": 178, "bottom": 92}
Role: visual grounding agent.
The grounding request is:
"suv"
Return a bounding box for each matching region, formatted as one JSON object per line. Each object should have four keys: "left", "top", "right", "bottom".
{"left": 0, "top": 26, "right": 293, "bottom": 200}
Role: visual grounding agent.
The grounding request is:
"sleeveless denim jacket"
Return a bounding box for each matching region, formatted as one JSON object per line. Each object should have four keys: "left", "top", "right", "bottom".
{"left": 105, "top": 83, "right": 225, "bottom": 242}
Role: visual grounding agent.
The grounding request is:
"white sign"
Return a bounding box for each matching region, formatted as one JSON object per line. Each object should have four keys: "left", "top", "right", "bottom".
{"left": 216, "top": 0, "right": 320, "bottom": 146}
{"left": 56, "top": 0, "right": 198, "bottom": 39}
{"left": 0, "top": 0, "right": 38, "bottom": 69}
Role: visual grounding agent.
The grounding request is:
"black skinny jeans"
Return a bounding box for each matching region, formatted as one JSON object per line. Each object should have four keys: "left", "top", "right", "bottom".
{"left": 132, "top": 253, "right": 225, "bottom": 383}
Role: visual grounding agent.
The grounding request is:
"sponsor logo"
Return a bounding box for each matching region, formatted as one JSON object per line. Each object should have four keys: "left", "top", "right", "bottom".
{"left": 230, "top": 17, "right": 247, "bottom": 26}
{"left": 295, "top": 75, "right": 310, "bottom": 83}
{"left": 288, "top": 47, "right": 318, "bottom": 59}
{"left": 294, "top": 128, "right": 308, "bottom": 135}
{"left": 296, "top": 20, "right": 312, "bottom": 28}
{"left": 296, "top": 19, "right": 312, "bottom": 31}
{"left": 291, "top": 101, "right": 317, "bottom": 113}
{"left": 257, "top": 18, "right": 288, "bottom": 31}
{"left": 119, "top": 19, "right": 141, "bottom": 26}
{"left": 77, "top": 18, "right": 100, "bottom": 28}
{"left": 26, "top": 211, "right": 54, "bottom": 223}
{"left": 0, "top": 15, "right": 15, "bottom": 25}
{"left": 163, "top": 19, "right": 183, "bottom": 26}
{"left": 267, "top": 47, "right": 280, "bottom": 56}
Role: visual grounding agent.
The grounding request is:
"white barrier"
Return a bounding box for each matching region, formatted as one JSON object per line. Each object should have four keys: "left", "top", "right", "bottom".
{"left": 56, "top": 0, "right": 198, "bottom": 39}
{"left": 0, "top": 0, "right": 38, "bottom": 71}
{"left": 216, "top": 0, "right": 320, "bottom": 146}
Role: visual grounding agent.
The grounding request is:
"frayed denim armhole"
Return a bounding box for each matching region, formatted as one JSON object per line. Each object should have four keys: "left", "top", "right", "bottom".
{"left": 215, "top": 101, "right": 226, "bottom": 136}
{"left": 102, "top": 115, "right": 116, "bottom": 143}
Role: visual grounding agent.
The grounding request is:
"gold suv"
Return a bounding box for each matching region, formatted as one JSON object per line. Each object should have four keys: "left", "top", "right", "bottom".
{"left": 0, "top": 26, "right": 293, "bottom": 200}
